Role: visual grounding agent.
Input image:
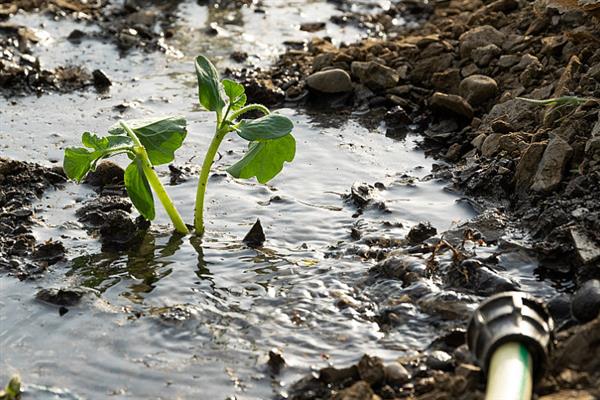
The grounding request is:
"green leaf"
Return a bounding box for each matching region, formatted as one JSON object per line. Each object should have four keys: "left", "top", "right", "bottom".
{"left": 227, "top": 134, "right": 296, "bottom": 184}
{"left": 82, "top": 131, "right": 132, "bottom": 151}
{"left": 236, "top": 114, "right": 293, "bottom": 141}
{"left": 195, "top": 55, "right": 227, "bottom": 117}
{"left": 64, "top": 132, "right": 134, "bottom": 182}
{"left": 63, "top": 147, "right": 96, "bottom": 182}
{"left": 124, "top": 159, "right": 155, "bottom": 220}
{"left": 222, "top": 79, "right": 246, "bottom": 111}
{"left": 109, "top": 116, "right": 187, "bottom": 166}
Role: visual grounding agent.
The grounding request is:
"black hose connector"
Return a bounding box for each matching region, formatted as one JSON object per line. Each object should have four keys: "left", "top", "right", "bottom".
{"left": 466, "top": 292, "right": 554, "bottom": 383}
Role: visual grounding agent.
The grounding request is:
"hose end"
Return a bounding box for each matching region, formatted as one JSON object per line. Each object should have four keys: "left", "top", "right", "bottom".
{"left": 466, "top": 291, "right": 554, "bottom": 383}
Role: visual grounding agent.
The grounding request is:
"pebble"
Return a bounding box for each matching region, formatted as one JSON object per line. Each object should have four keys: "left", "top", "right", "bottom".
{"left": 306, "top": 68, "right": 353, "bottom": 93}
{"left": 459, "top": 74, "right": 498, "bottom": 105}
{"left": 571, "top": 280, "right": 600, "bottom": 323}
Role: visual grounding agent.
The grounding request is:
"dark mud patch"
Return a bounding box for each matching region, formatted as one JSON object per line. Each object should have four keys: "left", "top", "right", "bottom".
{"left": 0, "top": 157, "right": 66, "bottom": 279}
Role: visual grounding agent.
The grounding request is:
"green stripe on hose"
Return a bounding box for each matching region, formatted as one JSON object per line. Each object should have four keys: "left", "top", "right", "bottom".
{"left": 518, "top": 343, "right": 531, "bottom": 400}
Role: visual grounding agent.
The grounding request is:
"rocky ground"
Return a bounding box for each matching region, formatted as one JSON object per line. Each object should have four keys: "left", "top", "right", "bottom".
{"left": 230, "top": 0, "right": 600, "bottom": 398}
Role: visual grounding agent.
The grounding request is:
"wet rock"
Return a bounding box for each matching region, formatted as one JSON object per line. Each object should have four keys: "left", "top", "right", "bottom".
{"left": 384, "top": 362, "right": 410, "bottom": 385}
{"left": 348, "top": 182, "right": 376, "bottom": 208}
{"left": 430, "top": 92, "right": 474, "bottom": 120}
{"left": 306, "top": 69, "right": 353, "bottom": 93}
{"left": 459, "top": 26, "right": 506, "bottom": 58}
{"left": 571, "top": 280, "right": 600, "bottom": 323}
{"left": 76, "top": 196, "right": 132, "bottom": 227}
{"left": 553, "top": 315, "right": 600, "bottom": 375}
{"left": 514, "top": 142, "right": 547, "bottom": 191}
{"left": 459, "top": 75, "right": 498, "bottom": 105}
{"left": 267, "top": 349, "right": 286, "bottom": 374}
{"left": 369, "top": 256, "right": 428, "bottom": 283}
{"left": 300, "top": 22, "right": 326, "bottom": 32}
{"left": 417, "top": 290, "right": 478, "bottom": 320}
{"left": 351, "top": 61, "right": 399, "bottom": 90}
{"left": 357, "top": 354, "right": 385, "bottom": 385}
{"left": 547, "top": 294, "right": 573, "bottom": 325}
{"left": 243, "top": 219, "right": 265, "bottom": 248}
{"left": 531, "top": 136, "right": 573, "bottom": 192}
{"left": 319, "top": 365, "right": 359, "bottom": 385}
{"left": 426, "top": 350, "right": 453, "bottom": 371}
{"left": 32, "top": 240, "right": 65, "bottom": 265}
{"left": 446, "top": 259, "right": 519, "bottom": 296}
{"left": 92, "top": 69, "right": 111, "bottom": 91}
{"left": 406, "top": 222, "right": 437, "bottom": 245}
{"left": 333, "top": 381, "right": 374, "bottom": 400}
{"left": 36, "top": 287, "right": 93, "bottom": 306}
{"left": 569, "top": 228, "right": 600, "bottom": 265}
{"left": 84, "top": 161, "right": 124, "bottom": 187}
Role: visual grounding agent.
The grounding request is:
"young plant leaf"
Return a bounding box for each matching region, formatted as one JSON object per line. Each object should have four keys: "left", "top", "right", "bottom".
{"left": 236, "top": 114, "right": 293, "bottom": 141}
{"left": 222, "top": 79, "right": 246, "bottom": 111}
{"left": 195, "top": 55, "right": 227, "bottom": 116}
{"left": 63, "top": 133, "right": 133, "bottom": 182}
{"left": 124, "top": 159, "right": 155, "bottom": 220}
{"left": 108, "top": 116, "right": 187, "bottom": 166}
{"left": 227, "top": 134, "right": 296, "bottom": 184}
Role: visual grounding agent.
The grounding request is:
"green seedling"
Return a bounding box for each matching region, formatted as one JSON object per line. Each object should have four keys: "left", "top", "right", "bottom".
{"left": 63, "top": 117, "right": 190, "bottom": 234}
{"left": 0, "top": 376, "right": 21, "bottom": 400}
{"left": 516, "top": 96, "right": 593, "bottom": 106}
{"left": 193, "top": 54, "right": 296, "bottom": 235}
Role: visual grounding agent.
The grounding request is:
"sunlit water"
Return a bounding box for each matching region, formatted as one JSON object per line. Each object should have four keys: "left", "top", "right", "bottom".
{"left": 0, "top": 1, "right": 560, "bottom": 398}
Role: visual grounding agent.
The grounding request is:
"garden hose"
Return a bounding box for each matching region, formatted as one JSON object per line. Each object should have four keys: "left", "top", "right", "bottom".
{"left": 467, "top": 292, "right": 553, "bottom": 400}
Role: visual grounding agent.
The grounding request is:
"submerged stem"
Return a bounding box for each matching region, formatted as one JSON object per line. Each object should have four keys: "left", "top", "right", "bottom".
{"left": 194, "top": 126, "right": 227, "bottom": 236}
{"left": 120, "top": 121, "right": 189, "bottom": 235}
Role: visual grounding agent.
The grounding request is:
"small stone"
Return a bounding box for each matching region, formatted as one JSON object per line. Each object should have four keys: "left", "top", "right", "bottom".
{"left": 300, "top": 22, "right": 326, "bottom": 32}
{"left": 92, "top": 69, "right": 112, "bottom": 90}
{"left": 514, "top": 142, "right": 547, "bottom": 191}
{"left": 459, "top": 25, "right": 506, "bottom": 58}
{"left": 430, "top": 92, "right": 474, "bottom": 120}
{"left": 498, "top": 54, "right": 520, "bottom": 68}
{"left": 306, "top": 69, "right": 353, "bottom": 93}
{"left": 571, "top": 280, "right": 600, "bottom": 323}
{"left": 351, "top": 61, "right": 399, "bottom": 90}
{"left": 426, "top": 350, "right": 453, "bottom": 371}
{"left": 531, "top": 136, "right": 573, "bottom": 192}
{"left": 384, "top": 362, "right": 410, "bottom": 385}
{"left": 84, "top": 160, "right": 124, "bottom": 186}
{"left": 243, "top": 219, "right": 265, "bottom": 248}
{"left": 471, "top": 44, "right": 501, "bottom": 67}
{"left": 459, "top": 75, "right": 498, "bottom": 105}
{"left": 406, "top": 222, "right": 437, "bottom": 244}
{"left": 36, "top": 287, "right": 92, "bottom": 307}
{"left": 333, "top": 381, "right": 374, "bottom": 400}
{"left": 547, "top": 294, "right": 572, "bottom": 324}
{"left": 267, "top": 349, "right": 286, "bottom": 374}
{"left": 570, "top": 228, "right": 600, "bottom": 265}
{"left": 357, "top": 355, "right": 385, "bottom": 385}
{"left": 491, "top": 119, "right": 514, "bottom": 133}
{"left": 471, "top": 133, "right": 487, "bottom": 151}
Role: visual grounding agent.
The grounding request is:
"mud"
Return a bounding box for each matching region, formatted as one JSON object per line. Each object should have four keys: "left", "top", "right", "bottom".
{"left": 0, "top": 158, "right": 66, "bottom": 279}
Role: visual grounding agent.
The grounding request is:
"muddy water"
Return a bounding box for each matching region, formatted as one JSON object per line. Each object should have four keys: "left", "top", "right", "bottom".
{"left": 0, "top": 1, "right": 559, "bottom": 399}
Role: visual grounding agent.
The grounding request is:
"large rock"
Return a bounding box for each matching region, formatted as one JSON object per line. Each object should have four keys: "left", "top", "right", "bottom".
{"left": 430, "top": 92, "right": 474, "bottom": 120}
{"left": 306, "top": 69, "right": 353, "bottom": 93}
{"left": 351, "top": 61, "right": 399, "bottom": 90}
{"left": 459, "top": 74, "right": 498, "bottom": 105}
{"left": 514, "top": 142, "right": 547, "bottom": 191}
{"left": 459, "top": 25, "right": 506, "bottom": 58}
{"left": 531, "top": 136, "right": 573, "bottom": 192}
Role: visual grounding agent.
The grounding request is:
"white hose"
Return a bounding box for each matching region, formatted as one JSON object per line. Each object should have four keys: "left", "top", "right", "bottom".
{"left": 485, "top": 342, "right": 533, "bottom": 400}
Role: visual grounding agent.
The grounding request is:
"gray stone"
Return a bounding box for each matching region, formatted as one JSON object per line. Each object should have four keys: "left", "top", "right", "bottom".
{"left": 481, "top": 133, "right": 502, "bottom": 157}
{"left": 471, "top": 133, "right": 487, "bottom": 151}
{"left": 514, "top": 142, "right": 547, "bottom": 191}
{"left": 471, "top": 44, "right": 502, "bottom": 67}
{"left": 430, "top": 92, "right": 474, "bottom": 120}
{"left": 306, "top": 69, "right": 353, "bottom": 93}
{"left": 570, "top": 229, "right": 600, "bottom": 265}
{"left": 384, "top": 362, "right": 411, "bottom": 385}
{"left": 459, "top": 74, "right": 498, "bottom": 105}
{"left": 592, "top": 111, "right": 600, "bottom": 137}
{"left": 571, "top": 280, "right": 600, "bottom": 323}
{"left": 459, "top": 25, "right": 506, "bottom": 58}
{"left": 531, "top": 136, "right": 573, "bottom": 192}
{"left": 351, "top": 61, "right": 399, "bottom": 90}
{"left": 498, "top": 54, "right": 520, "bottom": 68}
